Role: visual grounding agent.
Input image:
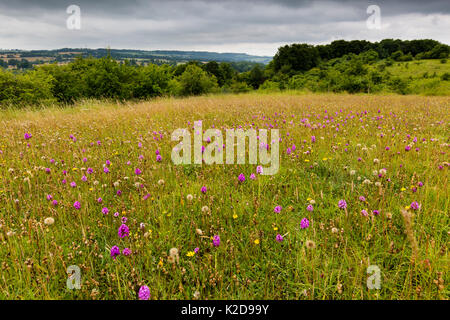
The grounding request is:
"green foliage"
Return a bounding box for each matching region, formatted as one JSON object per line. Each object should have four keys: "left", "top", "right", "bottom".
{"left": 258, "top": 80, "right": 281, "bottom": 92}
{"left": 134, "top": 64, "right": 172, "bottom": 98}
{"left": 227, "top": 80, "right": 252, "bottom": 93}
{"left": 1, "top": 38, "right": 449, "bottom": 108}
{"left": 388, "top": 77, "right": 410, "bottom": 95}
{"left": 177, "top": 64, "right": 218, "bottom": 96}
{"left": 272, "top": 43, "right": 320, "bottom": 74}
{"left": 0, "top": 68, "right": 56, "bottom": 107}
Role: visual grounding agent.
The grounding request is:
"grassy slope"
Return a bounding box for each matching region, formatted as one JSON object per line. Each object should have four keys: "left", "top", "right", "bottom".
{"left": 0, "top": 93, "right": 448, "bottom": 299}
{"left": 382, "top": 59, "right": 450, "bottom": 95}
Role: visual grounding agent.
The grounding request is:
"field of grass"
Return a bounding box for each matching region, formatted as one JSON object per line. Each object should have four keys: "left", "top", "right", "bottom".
{"left": 0, "top": 93, "right": 448, "bottom": 300}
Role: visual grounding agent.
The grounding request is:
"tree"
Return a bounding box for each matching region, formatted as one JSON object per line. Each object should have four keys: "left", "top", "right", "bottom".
{"left": 391, "top": 50, "right": 404, "bottom": 61}
{"left": 134, "top": 64, "right": 172, "bottom": 98}
{"left": 218, "top": 62, "right": 235, "bottom": 86}
{"left": 178, "top": 64, "right": 218, "bottom": 96}
{"left": 247, "top": 65, "right": 266, "bottom": 89}
{"left": 272, "top": 43, "right": 320, "bottom": 74}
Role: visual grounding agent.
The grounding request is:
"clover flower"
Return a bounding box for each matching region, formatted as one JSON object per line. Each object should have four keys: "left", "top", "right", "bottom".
{"left": 44, "top": 217, "right": 55, "bottom": 226}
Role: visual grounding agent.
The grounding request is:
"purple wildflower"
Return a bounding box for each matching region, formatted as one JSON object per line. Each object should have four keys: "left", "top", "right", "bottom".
{"left": 212, "top": 235, "right": 220, "bottom": 247}
{"left": 256, "top": 165, "right": 263, "bottom": 174}
{"left": 276, "top": 234, "right": 284, "bottom": 242}
{"left": 73, "top": 201, "right": 81, "bottom": 210}
{"left": 300, "top": 218, "right": 309, "bottom": 229}
{"left": 138, "top": 285, "right": 151, "bottom": 300}
{"left": 410, "top": 201, "right": 420, "bottom": 210}
{"left": 338, "top": 199, "right": 347, "bottom": 209}
{"left": 110, "top": 246, "right": 120, "bottom": 260}
{"left": 118, "top": 224, "right": 130, "bottom": 238}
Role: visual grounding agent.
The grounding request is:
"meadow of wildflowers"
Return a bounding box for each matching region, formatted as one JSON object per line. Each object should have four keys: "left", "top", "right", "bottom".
{"left": 0, "top": 93, "right": 448, "bottom": 300}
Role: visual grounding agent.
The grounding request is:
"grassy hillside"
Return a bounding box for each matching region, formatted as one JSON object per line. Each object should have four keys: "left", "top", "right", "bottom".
{"left": 383, "top": 59, "right": 450, "bottom": 95}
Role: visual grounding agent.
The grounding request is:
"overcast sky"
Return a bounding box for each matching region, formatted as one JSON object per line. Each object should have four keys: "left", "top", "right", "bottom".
{"left": 0, "top": 0, "right": 449, "bottom": 56}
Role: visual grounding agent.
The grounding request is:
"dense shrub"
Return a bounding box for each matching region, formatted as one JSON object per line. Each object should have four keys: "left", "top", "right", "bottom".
{"left": 0, "top": 68, "right": 56, "bottom": 106}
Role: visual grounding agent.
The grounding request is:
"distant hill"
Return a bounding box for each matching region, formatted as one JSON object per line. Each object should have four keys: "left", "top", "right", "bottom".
{"left": 0, "top": 48, "right": 272, "bottom": 69}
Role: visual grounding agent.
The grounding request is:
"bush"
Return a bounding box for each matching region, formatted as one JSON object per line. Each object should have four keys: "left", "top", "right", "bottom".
{"left": 0, "top": 68, "right": 56, "bottom": 107}
{"left": 258, "top": 80, "right": 281, "bottom": 92}
{"left": 389, "top": 77, "right": 410, "bottom": 95}
{"left": 228, "top": 81, "right": 252, "bottom": 93}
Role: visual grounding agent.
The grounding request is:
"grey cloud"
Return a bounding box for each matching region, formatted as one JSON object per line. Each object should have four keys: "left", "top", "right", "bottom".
{"left": 0, "top": 0, "right": 448, "bottom": 55}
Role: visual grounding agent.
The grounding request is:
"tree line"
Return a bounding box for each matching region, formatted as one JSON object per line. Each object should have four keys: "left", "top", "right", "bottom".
{"left": 0, "top": 39, "right": 448, "bottom": 107}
